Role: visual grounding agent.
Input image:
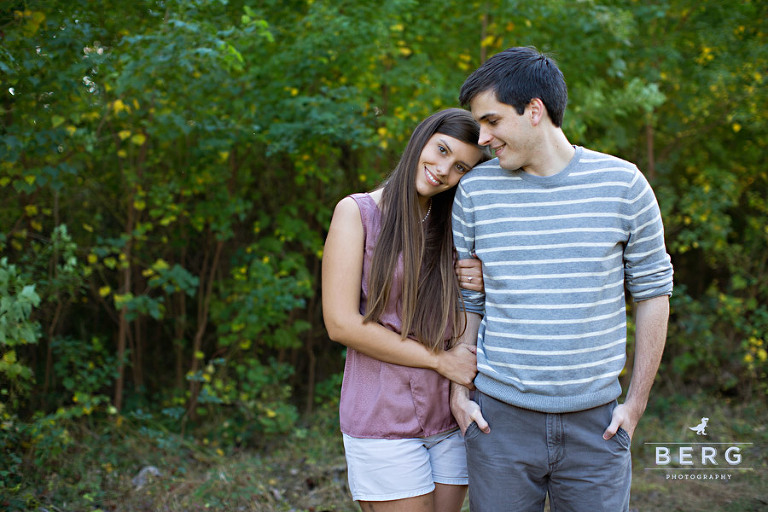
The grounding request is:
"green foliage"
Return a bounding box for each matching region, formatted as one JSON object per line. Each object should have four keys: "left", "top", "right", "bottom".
{"left": 0, "top": 258, "right": 41, "bottom": 414}
{"left": 1, "top": 0, "right": 767, "bottom": 505}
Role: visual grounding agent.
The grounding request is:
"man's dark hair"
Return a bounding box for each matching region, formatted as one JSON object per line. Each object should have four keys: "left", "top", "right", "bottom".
{"left": 459, "top": 46, "right": 568, "bottom": 127}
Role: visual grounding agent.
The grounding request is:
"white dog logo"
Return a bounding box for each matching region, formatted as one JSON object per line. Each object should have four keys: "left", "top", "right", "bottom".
{"left": 689, "top": 417, "right": 709, "bottom": 436}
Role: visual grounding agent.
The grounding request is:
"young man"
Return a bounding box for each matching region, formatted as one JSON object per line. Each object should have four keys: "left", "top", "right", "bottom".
{"left": 451, "top": 47, "right": 673, "bottom": 511}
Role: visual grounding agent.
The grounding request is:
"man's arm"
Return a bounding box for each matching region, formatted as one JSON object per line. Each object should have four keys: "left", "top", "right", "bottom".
{"left": 450, "top": 312, "right": 491, "bottom": 435}
{"left": 603, "top": 295, "right": 669, "bottom": 440}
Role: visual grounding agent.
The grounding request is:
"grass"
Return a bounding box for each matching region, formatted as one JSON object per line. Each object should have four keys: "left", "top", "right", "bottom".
{"left": 6, "top": 395, "right": 767, "bottom": 511}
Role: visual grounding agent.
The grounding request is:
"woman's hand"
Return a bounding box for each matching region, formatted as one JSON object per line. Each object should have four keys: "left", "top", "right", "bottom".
{"left": 434, "top": 344, "right": 477, "bottom": 388}
{"left": 456, "top": 256, "right": 483, "bottom": 292}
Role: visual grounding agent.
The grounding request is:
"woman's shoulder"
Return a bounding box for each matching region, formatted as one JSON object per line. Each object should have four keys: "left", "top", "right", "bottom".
{"left": 338, "top": 190, "right": 382, "bottom": 214}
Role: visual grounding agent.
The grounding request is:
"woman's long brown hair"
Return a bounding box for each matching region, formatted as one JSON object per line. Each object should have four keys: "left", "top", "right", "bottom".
{"left": 363, "top": 109, "right": 488, "bottom": 351}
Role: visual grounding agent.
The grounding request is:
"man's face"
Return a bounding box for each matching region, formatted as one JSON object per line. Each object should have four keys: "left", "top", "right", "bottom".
{"left": 470, "top": 90, "right": 536, "bottom": 172}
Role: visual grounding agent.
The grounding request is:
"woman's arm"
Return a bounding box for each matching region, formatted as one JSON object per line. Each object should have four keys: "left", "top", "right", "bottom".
{"left": 322, "top": 197, "right": 476, "bottom": 388}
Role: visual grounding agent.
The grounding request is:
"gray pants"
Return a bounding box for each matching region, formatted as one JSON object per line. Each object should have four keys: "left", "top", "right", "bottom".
{"left": 464, "top": 392, "right": 631, "bottom": 512}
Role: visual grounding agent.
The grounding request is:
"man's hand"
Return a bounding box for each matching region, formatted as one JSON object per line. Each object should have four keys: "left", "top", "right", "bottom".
{"left": 451, "top": 383, "right": 490, "bottom": 436}
{"left": 603, "top": 402, "right": 641, "bottom": 440}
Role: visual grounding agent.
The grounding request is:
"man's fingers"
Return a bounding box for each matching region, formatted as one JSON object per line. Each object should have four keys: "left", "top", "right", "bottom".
{"left": 603, "top": 418, "right": 620, "bottom": 440}
{"left": 474, "top": 412, "right": 490, "bottom": 434}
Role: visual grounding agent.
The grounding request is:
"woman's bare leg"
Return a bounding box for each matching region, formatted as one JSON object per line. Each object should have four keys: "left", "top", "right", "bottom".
{"left": 358, "top": 485, "right": 465, "bottom": 512}
{"left": 433, "top": 483, "right": 467, "bottom": 512}
{"left": 359, "top": 492, "right": 434, "bottom": 512}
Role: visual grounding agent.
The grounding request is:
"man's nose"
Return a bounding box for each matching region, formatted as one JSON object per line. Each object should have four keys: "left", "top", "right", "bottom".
{"left": 478, "top": 125, "right": 492, "bottom": 146}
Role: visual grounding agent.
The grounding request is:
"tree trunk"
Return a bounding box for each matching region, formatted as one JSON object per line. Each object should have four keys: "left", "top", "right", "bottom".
{"left": 646, "top": 121, "right": 656, "bottom": 181}
{"left": 184, "top": 237, "right": 223, "bottom": 422}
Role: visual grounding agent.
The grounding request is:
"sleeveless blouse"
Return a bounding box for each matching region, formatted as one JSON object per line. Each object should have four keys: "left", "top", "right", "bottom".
{"left": 338, "top": 192, "right": 457, "bottom": 439}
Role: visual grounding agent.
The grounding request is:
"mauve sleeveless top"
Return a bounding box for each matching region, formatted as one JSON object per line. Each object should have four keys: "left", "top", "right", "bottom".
{"left": 339, "top": 193, "right": 457, "bottom": 439}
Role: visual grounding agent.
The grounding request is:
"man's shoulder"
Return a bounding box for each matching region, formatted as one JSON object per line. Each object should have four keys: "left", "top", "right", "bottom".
{"left": 579, "top": 146, "right": 637, "bottom": 167}
{"left": 575, "top": 146, "right": 640, "bottom": 182}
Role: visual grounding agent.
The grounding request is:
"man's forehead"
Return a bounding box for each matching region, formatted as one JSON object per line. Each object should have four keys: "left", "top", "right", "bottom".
{"left": 470, "top": 90, "right": 504, "bottom": 118}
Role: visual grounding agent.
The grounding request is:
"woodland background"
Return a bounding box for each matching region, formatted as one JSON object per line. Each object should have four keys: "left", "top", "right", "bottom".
{"left": 1, "top": 0, "right": 767, "bottom": 510}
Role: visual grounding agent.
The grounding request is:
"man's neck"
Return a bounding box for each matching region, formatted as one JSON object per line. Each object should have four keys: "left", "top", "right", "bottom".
{"left": 522, "top": 130, "right": 574, "bottom": 177}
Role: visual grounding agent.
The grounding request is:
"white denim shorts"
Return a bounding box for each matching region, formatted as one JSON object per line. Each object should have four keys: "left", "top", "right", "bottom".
{"left": 342, "top": 428, "right": 468, "bottom": 502}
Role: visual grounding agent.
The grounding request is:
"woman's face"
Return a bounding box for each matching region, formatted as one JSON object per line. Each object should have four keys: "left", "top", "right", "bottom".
{"left": 414, "top": 133, "right": 483, "bottom": 202}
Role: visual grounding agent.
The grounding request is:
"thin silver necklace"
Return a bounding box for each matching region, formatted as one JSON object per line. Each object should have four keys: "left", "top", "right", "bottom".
{"left": 421, "top": 200, "right": 432, "bottom": 223}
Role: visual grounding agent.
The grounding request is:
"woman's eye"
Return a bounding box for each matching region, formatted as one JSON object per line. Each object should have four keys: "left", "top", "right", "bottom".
{"left": 457, "top": 164, "right": 467, "bottom": 173}
{"left": 438, "top": 145, "right": 447, "bottom": 154}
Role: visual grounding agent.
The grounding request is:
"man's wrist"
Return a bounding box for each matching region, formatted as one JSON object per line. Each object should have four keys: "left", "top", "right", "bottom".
{"left": 450, "top": 383, "right": 471, "bottom": 405}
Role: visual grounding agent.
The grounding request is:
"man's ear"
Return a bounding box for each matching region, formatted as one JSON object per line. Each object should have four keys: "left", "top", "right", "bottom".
{"left": 528, "top": 98, "right": 546, "bottom": 126}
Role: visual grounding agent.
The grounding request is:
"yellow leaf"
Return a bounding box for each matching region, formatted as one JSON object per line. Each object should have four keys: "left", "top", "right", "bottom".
{"left": 195, "top": 350, "right": 205, "bottom": 360}
{"left": 265, "top": 408, "right": 277, "bottom": 418}
{"left": 25, "top": 205, "right": 38, "bottom": 216}
{"left": 152, "top": 258, "right": 170, "bottom": 271}
{"left": 118, "top": 130, "right": 131, "bottom": 140}
{"left": 131, "top": 133, "right": 146, "bottom": 146}
{"left": 732, "top": 123, "right": 742, "bottom": 133}
{"left": 99, "top": 286, "right": 111, "bottom": 297}
{"left": 112, "top": 99, "right": 126, "bottom": 113}
{"left": 117, "top": 149, "right": 127, "bottom": 158}
{"left": 218, "top": 151, "right": 229, "bottom": 162}
{"left": 24, "top": 175, "right": 35, "bottom": 185}
{"left": 2, "top": 351, "right": 16, "bottom": 364}
{"left": 114, "top": 293, "right": 131, "bottom": 307}
{"left": 83, "top": 223, "right": 94, "bottom": 232}
{"left": 88, "top": 253, "right": 98, "bottom": 264}
{"left": 66, "top": 125, "right": 77, "bottom": 136}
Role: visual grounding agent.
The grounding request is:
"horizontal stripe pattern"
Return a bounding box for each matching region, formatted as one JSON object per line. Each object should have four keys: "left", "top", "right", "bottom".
{"left": 453, "top": 146, "right": 673, "bottom": 413}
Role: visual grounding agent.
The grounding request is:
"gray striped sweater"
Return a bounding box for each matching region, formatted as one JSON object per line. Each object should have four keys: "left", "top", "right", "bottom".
{"left": 452, "top": 146, "right": 673, "bottom": 413}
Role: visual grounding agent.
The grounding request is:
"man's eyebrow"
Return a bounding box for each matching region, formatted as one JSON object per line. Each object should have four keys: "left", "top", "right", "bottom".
{"left": 477, "top": 112, "right": 497, "bottom": 122}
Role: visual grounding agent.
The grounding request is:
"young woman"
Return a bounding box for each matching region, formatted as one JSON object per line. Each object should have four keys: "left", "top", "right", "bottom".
{"left": 322, "top": 108, "right": 489, "bottom": 512}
